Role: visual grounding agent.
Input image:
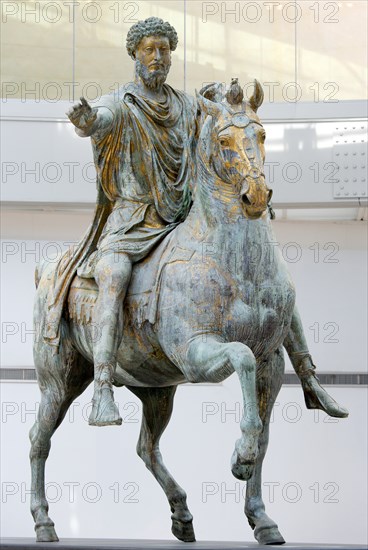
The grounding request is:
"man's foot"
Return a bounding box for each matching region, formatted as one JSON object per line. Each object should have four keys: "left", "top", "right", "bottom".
{"left": 89, "top": 363, "right": 122, "bottom": 426}
{"left": 301, "top": 373, "right": 349, "bottom": 418}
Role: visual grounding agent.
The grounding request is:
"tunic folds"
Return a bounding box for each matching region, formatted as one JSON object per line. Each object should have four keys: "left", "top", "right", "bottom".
{"left": 44, "top": 83, "right": 198, "bottom": 347}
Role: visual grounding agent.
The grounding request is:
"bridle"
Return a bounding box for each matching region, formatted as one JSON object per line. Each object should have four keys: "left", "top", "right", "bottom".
{"left": 217, "top": 111, "right": 263, "bottom": 133}
{"left": 216, "top": 109, "right": 275, "bottom": 219}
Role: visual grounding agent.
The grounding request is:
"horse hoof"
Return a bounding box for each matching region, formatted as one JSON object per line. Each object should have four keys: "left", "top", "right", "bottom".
{"left": 89, "top": 388, "right": 122, "bottom": 426}
{"left": 89, "top": 415, "right": 122, "bottom": 427}
{"left": 232, "top": 461, "right": 254, "bottom": 481}
{"left": 254, "top": 525, "right": 285, "bottom": 545}
{"left": 88, "top": 402, "right": 122, "bottom": 426}
{"left": 231, "top": 450, "right": 254, "bottom": 481}
{"left": 171, "top": 518, "right": 196, "bottom": 542}
{"left": 36, "top": 525, "right": 59, "bottom": 542}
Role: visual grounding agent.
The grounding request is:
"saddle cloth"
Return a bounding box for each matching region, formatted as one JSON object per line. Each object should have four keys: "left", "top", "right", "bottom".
{"left": 67, "top": 228, "right": 195, "bottom": 328}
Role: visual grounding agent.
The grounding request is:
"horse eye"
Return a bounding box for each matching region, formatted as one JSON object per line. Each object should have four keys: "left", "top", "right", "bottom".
{"left": 219, "top": 138, "right": 229, "bottom": 147}
{"left": 260, "top": 132, "right": 266, "bottom": 143}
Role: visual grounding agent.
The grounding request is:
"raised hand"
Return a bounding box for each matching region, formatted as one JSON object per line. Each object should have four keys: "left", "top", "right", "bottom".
{"left": 66, "top": 97, "right": 97, "bottom": 131}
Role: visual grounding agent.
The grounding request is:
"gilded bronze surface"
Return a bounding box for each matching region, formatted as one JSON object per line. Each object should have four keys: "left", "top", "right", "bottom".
{"left": 30, "top": 17, "right": 348, "bottom": 545}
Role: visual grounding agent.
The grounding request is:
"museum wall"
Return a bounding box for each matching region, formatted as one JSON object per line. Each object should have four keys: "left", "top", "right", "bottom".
{"left": 1, "top": 0, "right": 367, "bottom": 545}
{"left": 1, "top": 0, "right": 367, "bottom": 100}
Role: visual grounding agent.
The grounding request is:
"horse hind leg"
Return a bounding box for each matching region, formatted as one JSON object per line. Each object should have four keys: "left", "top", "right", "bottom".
{"left": 30, "top": 344, "right": 93, "bottom": 542}
{"left": 245, "top": 348, "right": 285, "bottom": 545}
{"left": 128, "top": 385, "right": 195, "bottom": 543}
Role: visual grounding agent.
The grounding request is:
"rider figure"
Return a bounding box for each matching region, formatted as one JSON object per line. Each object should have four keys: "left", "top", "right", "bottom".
{"left": 64, "top": 18, "right": 197, "bottom": 426}
{"left": 45, "top": 17, "right": 348, "bottom": 426}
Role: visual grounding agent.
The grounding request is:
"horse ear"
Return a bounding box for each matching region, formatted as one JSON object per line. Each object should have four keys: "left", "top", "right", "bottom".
{"left": 199, "top": 82, "right": 223, "bottom": 102}
{"left": 249, "top": 79, "right": 264, "bottom": 112}
{"left": 195, "top": 89, "right": 223, "bottom": 118}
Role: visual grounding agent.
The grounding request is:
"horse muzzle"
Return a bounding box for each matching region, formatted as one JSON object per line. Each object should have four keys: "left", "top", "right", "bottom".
{"left": 241, "top": 178, "right": 272, "bottom": 219}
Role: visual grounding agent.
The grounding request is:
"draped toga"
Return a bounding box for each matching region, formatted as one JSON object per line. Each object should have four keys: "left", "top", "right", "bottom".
{"left": 44, "top": 83, "right": 198, "bottom": 348}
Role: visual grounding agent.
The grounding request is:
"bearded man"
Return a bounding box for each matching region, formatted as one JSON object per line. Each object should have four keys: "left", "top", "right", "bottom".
{"left": 45, "top": 17, "right": 197, "bottom": 426}
{"left": 44, "top": 17, "right": 348, "bottom": 428}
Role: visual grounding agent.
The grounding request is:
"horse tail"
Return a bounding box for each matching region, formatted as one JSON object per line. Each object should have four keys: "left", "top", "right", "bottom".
{"left": 35, "top": 263, "right": 41, "bottom": 288}
{"left": 35, "top": 253, "right": 61, "bottom": 289}
{"left": 34, "top": 257, "right": 49, "bottom": 289}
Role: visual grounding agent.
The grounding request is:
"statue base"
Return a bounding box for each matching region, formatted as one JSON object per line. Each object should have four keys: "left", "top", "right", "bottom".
{"left": 0, "top": 540, "right": 366, "bottom": 550}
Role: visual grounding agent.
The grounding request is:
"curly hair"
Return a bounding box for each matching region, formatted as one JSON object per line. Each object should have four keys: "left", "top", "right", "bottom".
{"left": 126, "top": 17, "right": 178, "bottom": 59}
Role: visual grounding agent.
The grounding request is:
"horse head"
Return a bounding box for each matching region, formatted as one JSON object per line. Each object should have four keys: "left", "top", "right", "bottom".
{"left": 196, "top": 79, "right": 273, "bottom": 222}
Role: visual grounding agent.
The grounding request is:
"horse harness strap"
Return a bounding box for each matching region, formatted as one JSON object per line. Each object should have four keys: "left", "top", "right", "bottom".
{"left": 290, "top": 350, "right": 317, "bottom": 378}
{"left": 218, "top": 112, "right": 263, "bottom": 134}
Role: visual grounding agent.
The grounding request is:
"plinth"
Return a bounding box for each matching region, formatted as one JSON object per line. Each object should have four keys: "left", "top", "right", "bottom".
{"left": 0, "top": 540, "right": 367, "bottom": 550}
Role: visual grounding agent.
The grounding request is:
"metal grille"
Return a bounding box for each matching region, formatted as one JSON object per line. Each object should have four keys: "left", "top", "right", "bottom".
{"left": 0, "top": 369, "right": 366, "bottom": 385}
{"left": 333, "top": 122, "right": 368, "bottom": 199}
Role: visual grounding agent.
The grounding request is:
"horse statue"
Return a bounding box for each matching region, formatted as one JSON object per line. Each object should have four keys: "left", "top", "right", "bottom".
{"left": 30, "top": 79, "right": 343, "bottom": 545}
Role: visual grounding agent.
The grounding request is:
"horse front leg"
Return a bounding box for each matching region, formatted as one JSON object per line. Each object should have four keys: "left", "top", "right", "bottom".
{"left": 186, "top": 337, "right": 262, "bottom": 480}
{"left": 245, "top": 348, "right": 285, "bottom": 545}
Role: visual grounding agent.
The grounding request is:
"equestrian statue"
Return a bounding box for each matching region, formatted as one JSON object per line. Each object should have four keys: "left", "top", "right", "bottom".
{"left": 30, "top": 16, "right": 348, "bottom": 545}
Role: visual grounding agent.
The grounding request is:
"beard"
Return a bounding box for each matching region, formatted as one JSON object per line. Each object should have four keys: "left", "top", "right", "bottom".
{"left": 135, "top": 59, "right": 171, "bottom": 91}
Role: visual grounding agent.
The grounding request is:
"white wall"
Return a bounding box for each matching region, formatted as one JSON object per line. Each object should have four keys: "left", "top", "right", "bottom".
{"left": 1, "top": 213, "right": 367, "bottom": 544}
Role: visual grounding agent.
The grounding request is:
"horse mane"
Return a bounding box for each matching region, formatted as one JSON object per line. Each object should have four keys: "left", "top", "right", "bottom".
{"left": 198, "top": 78, "right": 264, "bottom": 117}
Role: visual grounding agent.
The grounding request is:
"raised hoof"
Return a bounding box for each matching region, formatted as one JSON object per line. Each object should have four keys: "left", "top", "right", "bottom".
{"left": 36, "top": 525, "right": 59, "bottom": 542}
{"left": 231, "top": 450, "right": 254, "bottom": 481}
{"left": 171, "top": 518, "right": 196, "bottom": 542}
{"left": 254, "top": 525, "right": 285, "bottom": 545}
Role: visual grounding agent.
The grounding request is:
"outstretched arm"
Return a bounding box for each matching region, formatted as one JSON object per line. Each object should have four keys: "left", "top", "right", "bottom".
{"left": 66, "top": 96, "right": 113, "bottom": 138}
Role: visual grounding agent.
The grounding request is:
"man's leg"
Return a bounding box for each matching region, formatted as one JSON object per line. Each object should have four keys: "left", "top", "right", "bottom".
{"left": 284, "top": 306, "right": 348, "bottom": 418}
{"left": 89, "top": 252, "right": 132, "bottom": 426}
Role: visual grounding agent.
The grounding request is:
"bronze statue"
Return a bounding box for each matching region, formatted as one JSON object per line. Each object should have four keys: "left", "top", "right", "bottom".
{"left": 31, "top": 17, "right": 348, "bottom": 545}
{"left": 45, "top": 18, "right": 196, "bottom": 426}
